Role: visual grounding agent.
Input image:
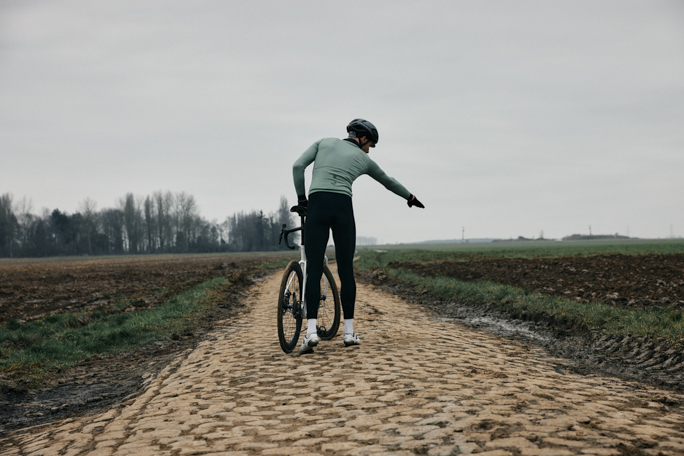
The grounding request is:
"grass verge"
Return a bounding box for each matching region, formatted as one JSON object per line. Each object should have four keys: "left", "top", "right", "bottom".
{"left": 386, "top": 268, "right": 684, "bottom": 341}
{"left": 356, "top": 247, "right": 684, "bottom": 345}
{"left": 0, "top": 277, "right": 227, "bottom": 387}
{"left": 258, "top": 258, "right": 294, "bottom": 269}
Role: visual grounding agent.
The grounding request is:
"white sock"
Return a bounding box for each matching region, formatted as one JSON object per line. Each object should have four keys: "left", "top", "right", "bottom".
{"left": 344, "top": 319, "right": 353, "bottom": 335}
{"left": 307, "top": 319, "right": 317, "bottom": 336}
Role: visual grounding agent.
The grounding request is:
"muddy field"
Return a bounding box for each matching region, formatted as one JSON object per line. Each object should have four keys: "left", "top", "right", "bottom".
{"left": 0, "top": 254, "right": 286, "bottom": 323}
{"left": 0, "top": 254, "right": 287, "bottom": 435}
{"left": 388, "top": 253, "right": 684, "bottom": 309}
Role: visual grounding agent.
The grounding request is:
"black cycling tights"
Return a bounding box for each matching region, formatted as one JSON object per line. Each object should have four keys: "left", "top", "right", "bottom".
{"left": 304, "top": 192, "right": 356, "bottom": 320}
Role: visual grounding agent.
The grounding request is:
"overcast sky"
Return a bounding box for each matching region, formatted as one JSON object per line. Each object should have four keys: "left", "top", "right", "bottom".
{"left": 2, "top": 1, "right": 683, "bottom": 243}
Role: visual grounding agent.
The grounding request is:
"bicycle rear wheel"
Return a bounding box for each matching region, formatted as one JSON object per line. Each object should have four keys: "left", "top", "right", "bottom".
{"left": 316, "top": 265, "right": 341, "bottom": 340}
{"left": 278, "top": 261, "right": 303, "bottom": 353}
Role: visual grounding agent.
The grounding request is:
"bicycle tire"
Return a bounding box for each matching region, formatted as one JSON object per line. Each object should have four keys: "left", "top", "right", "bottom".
{"left": 316, "top": 265, "right": 341, "bottom": 340}
{"left": 278, "top": 260, "right": 303, "bottom": 353}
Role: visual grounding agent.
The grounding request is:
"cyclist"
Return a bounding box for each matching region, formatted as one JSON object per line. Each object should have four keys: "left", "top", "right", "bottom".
{"left": 293, "top": 118, "right": 424, "bottom": 354}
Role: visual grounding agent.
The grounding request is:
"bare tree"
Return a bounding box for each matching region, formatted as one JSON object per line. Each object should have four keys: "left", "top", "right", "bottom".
{"left": 162, "top": 191, "right": 174, "bottom": 250}
{"left": 153, "top": 191, "right": 169, "bottom": 251}
{"left": 121, "top": 194, "right": 143, "bottom": 254}
{"left": 144, "top": 196, "right": 156, "bottom": 253}
{"left": 16, "top": 196, "right": 34, "bottom": 251}
{"left": 79, "top": 198, "right": 97, "bottom": 255}
{"left": 179, "top": 192, "right": 198, "bottom": 250}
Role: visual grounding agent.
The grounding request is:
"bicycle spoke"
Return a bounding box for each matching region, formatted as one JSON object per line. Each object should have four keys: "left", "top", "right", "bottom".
{"left": 316, "top": 265, "right": 341, "bottom": 340}
{"left": 278, "top": 261, "right": 303, "bottom": 353}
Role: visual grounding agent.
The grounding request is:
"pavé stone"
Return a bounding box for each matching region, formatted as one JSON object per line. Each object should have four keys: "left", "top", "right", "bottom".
{"left": 323, "top": 427, "right": 358, "bottom": 437}
{"left": 235, "top": 441, "right": 278, "bottom": 450}
{"left": 468, "top": 450, "right": 513, "bottom": 456}
{"left": 399, "top": 439, "right": 442, "bottom": 450}
{"left": 543, "top": 437, "right": 589, "bottom": 447}
{"left": 579, "top": 449, "right": 621, "bottom": 455}
{"left": 348, "top": 431, "right": 383, "bottom": 443}
{"left": 377, "top": 435, "right": 414, "bottom": 446}
{"left": 268, "top": 430, "right": 314, "bottom": 442}
{"left": 484, "top": 437, "right": 538, "bottom": 449}
{"left": 84, "top": 449, "right": 115, "bottom": 456}
{"left": 518, "top": 448, "right": 574, "bottom": 456}
{"left": 292, "top": 437, "right": 330, "bottom": 446}
{"left": 345, "top": 416, "right": 383, "bottom": 428}
{"left": 95, "top": 439, "right": 118, "bottom": 448}
{"left": 347, "top": 444, "right": 399, "bottom": 455}
{"left": 262, "top": 448, "right": 322, "bottom": 455}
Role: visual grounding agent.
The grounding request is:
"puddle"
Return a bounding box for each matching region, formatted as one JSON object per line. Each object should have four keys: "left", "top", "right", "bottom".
{"left": 432, "top": 315, "right": 550, "bottom": 342}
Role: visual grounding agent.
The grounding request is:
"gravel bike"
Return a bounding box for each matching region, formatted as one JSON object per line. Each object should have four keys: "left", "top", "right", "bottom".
{"left": 278, "top": 205, "right": 341, "bottom": 353}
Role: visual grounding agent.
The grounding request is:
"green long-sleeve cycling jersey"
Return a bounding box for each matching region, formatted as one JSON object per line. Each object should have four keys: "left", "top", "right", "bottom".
{"left": 293, "top": 138, "right": 411, "bottom": 200}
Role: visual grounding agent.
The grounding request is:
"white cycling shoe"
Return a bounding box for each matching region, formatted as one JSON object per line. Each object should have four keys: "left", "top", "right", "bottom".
{"left": 299, "top": 333, "right": 319, "bottom": 354}
{"left": 343, "top": 333, "right": 360, "bottom": 347}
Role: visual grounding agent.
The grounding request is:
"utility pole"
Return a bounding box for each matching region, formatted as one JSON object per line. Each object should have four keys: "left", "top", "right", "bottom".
{"left": 589, "top": 225, "right": 592, "bottom": 236}
{"left": 461, "top": 226, "right": 465, "bottom": 243}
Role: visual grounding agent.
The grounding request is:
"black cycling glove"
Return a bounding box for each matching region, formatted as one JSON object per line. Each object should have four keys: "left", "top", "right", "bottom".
{"left": 297, "top": 195, "right": 308, "bottom": 208}
{"left": 407, "top": 194, "right": 425, "bottom": 208}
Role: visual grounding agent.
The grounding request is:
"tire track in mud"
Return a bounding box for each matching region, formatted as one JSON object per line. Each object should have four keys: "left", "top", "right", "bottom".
{"left": 1, "top": 272, "right": 684, "bottom": 455}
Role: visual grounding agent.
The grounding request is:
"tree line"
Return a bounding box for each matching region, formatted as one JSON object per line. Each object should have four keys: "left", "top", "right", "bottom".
{"left": 0, "top": 192, "right": 294, "bottom": 258}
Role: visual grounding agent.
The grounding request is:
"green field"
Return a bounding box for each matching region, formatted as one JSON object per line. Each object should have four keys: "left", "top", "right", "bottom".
{"left": 355, "top": 239, "right": 684, "bottom": 344}
{"left": 0, "top": 278, "right": 232, "bottom": 387}
{"left": 355, "top": 238, "right": 684, "bottom": 269}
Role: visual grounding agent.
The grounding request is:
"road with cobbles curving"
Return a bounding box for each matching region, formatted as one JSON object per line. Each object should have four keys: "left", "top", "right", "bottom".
{"left": 2, "top": 271, "right": 684, "bottom": 455}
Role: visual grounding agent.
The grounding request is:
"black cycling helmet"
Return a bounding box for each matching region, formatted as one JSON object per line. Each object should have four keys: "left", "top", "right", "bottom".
{"left": 347, "top": 118, "right": 379, "bottom": 148}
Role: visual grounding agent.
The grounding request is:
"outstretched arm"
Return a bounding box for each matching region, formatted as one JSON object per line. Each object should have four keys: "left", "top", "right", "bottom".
{"left": 292, "top": 140, "right": 321, "bottom": 200}
{"left": 366, "top": 160, "right": 424, "bottom": 208}
{"left": 366, "top": 160, "right": 412, "bottom": 200}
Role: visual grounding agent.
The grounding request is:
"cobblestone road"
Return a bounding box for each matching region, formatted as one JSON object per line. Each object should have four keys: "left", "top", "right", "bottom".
{"left": 2, "top": 272, "right": 684, "bottom": 455}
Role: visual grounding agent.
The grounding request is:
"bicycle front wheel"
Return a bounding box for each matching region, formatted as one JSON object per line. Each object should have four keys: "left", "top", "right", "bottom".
{"left": 316, "top": 265, "right": 341, "bottom": 340}
{"left": 278, "top": 261, "right": 303, "bottom": 353}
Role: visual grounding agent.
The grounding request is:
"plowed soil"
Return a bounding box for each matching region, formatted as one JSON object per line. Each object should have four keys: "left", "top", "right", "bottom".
{"left": 0, "top": 254, "right": 281, "bottom": 323}
{"left": 388, "top": 253, "right": 684, "bottom": 309}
